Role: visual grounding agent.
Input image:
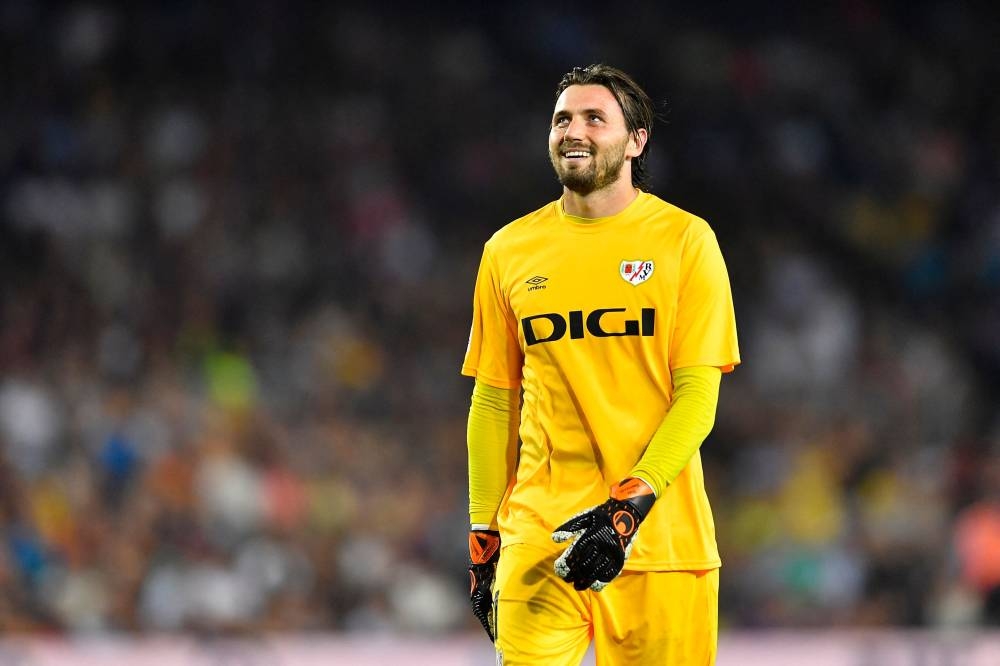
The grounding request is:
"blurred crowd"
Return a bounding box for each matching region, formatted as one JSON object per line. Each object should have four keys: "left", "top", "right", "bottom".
{"left": 0, "top": 1, "right": 998, "bottom": 635}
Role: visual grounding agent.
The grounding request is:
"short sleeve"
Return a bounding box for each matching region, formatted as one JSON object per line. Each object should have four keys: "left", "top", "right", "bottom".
{"left": 669, "top": 225, "right": 741, "bottom": 373}
{"left": 461, "top": 245, "right": 524, "bottom": 388}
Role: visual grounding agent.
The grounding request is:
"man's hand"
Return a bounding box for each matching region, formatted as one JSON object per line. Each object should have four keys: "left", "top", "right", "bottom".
{"left": 468, "top": 529, "right": 500, "bottom": 642}
{"left": 551, "top": 478, "right": 655, "bottom": 591}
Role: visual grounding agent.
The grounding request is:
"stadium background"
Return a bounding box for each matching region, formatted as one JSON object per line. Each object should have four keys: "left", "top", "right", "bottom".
{"left": 0, "top": 1, "right": 998, "bottom": 663}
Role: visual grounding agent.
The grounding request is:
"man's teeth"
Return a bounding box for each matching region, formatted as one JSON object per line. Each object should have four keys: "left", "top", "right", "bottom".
{"left": 565, "top": 151, "right": 591, "bottom": 157}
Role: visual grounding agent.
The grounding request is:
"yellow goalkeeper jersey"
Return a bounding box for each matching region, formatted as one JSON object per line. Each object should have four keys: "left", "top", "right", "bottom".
{"left": 462, "top": 191, "right": 740, "bottom": 571}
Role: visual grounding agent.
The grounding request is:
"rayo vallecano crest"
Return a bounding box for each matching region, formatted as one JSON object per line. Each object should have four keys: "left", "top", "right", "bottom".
{"left": 620, "top": 260, "right": 654, "bottom": 285}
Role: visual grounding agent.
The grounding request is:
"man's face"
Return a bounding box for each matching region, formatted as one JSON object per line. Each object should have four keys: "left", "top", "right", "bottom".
{"left": 548, "top": 84, "right": 640, "bottom": 195}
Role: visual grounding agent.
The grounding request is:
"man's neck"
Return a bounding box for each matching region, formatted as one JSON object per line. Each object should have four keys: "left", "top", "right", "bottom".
{"left": 561, "top": 181, "right": 639, "bottom": 219}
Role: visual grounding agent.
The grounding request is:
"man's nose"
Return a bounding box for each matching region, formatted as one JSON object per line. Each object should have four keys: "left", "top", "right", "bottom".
{"left": 563, "top": 116, "right": 586, "bottom": 140}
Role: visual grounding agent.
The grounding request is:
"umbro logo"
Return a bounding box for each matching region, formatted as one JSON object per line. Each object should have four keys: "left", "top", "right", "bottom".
{"left": 526, "top": 276, "right": 548, "bottom": 292}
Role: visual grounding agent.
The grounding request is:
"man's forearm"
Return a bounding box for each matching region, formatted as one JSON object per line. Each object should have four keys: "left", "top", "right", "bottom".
{"left": 467, "top": 379, "right": 520, "bottom": 528}
{"left": 629, "top": 365, "right": 721, "bottom": 497}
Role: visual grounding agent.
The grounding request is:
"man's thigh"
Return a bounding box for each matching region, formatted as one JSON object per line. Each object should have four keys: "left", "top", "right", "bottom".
{"left": 494, "top": 543, "right": 592, "bottom": 666}
{"left": 592, "top": 568, "right": 719, "bottom": 666}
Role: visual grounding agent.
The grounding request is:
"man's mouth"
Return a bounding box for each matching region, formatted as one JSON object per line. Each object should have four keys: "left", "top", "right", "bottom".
{"left": 563, "top": 150, "right": 592, "bottom": 159}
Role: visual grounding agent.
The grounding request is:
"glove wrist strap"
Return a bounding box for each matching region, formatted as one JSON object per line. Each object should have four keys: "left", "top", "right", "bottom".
{"left": 610, "top": 477, "right": 655, "bottom": 518}
{"left": 469, "top": 530, "right": 501, "bottom": 565}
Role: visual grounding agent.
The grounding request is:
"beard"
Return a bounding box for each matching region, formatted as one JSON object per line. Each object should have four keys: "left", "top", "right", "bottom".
{"left": 549, "top": 137, "right": 629, "bottom": 195}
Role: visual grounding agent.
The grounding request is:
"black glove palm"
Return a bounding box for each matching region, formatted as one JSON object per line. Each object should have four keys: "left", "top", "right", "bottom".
{"left": 552, "top": 478, "right": 655, "bottom": 591}
{"left": 468, "top": 530, "right": 500, "bottom": 642}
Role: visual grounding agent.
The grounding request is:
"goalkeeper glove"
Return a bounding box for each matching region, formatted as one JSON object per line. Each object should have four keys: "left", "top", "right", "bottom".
{"left": 468, "top": 529, "right": 500, "bottom": 642}
{"left": 552, "top": 478, "right": 655, "bottom": 591}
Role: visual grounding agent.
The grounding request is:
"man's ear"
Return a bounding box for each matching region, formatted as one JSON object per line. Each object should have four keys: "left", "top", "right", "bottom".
{"left": 628, "top": 128, "right": 648, "bottom": 158}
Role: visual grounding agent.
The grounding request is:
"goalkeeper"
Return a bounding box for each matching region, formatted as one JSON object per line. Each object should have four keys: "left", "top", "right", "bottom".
{"left": 462, "top": 64, "right": 740, "bottom": 665}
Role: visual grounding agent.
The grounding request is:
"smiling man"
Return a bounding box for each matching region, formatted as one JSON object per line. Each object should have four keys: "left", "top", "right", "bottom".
{"left": 548, "top": 87, "right": 635, "bottom": 198}
{"left": 462, "top": 64, "right": 741, "bottom": 665}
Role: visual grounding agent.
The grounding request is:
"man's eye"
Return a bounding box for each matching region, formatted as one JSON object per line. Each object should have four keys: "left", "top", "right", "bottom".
{"left": 589, "top": 115, "right": 603, "bottom": 123}
{"left": 554, "top": 118, "right": 569, "bottom": 127}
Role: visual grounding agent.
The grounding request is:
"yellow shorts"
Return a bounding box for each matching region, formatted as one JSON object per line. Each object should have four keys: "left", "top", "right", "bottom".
{"left": 493, "top": 543, "right": 718, "bottom": 666}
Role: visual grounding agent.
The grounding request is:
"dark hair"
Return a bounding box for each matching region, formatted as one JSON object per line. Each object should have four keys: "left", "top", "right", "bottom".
{"left": 556, "top": 64, "right": 656, "bottom": 189}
